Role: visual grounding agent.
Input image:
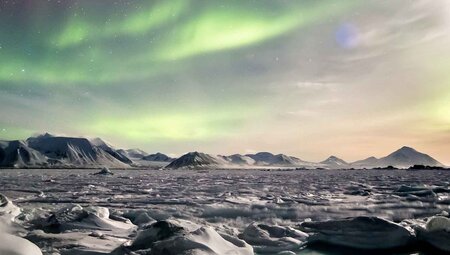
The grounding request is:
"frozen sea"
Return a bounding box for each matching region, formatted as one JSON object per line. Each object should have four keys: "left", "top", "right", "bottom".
{"left": 0, "top": 169, "right": 449, "bottom": 254}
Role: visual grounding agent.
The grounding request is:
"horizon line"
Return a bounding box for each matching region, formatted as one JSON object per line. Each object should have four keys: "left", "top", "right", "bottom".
{"left": 1, "top": 132, "right": 446, "bottom": 166}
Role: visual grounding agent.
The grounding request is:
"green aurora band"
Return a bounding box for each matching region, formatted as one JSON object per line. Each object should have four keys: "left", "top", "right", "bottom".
{"left": 0, "top": 0, "right": 358, "bottom": 86}
{"left": 0, "top": 0, "right": 449, "bottom": 163}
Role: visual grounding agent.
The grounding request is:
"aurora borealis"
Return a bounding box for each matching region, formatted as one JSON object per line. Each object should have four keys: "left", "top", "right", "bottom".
{"left": 1, "top": 0, "right": 449, "bottom": 164}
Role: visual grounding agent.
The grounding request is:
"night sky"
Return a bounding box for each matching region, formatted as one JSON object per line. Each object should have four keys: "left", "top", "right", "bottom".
{"left": 1, "top": 0, "right": 449, "bottom": 164}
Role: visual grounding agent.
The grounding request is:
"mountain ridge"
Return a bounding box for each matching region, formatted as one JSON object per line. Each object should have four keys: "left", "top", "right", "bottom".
{"left": 0, "top": 134, "right": 445, "bottom": 169}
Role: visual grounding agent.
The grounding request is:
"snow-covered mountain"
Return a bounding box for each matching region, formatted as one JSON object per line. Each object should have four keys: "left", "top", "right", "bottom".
{"left": 245, "top": 152, "right": 305, "bottom": 166}
{"left": 0, "top": 134, "right": 445, "bottom": 170}
{"left": 117, "top": 148, "right": 148, "bottom": 159}
{"left": 90, "top": 138, "right": 133, "bottom": 164}
{"left": 164, "top": 146, "right": 445, "bottom": 170}
{"left": 0, "top": 140, "right": 47, "bottom": 167}
{"left": 0, "top": 133, "right": 134, "bottom": 168}
{"left": 167, "top": 151, "right": 320, "bottom": 169}
{"left": 142, "top": 152, "right": 173, "bottom": 162}
{"left": 220, "top": 154, "right": 256, "bottom": 165}
{"left": 377, "top": 146, "right": 443, "bottom": 168}
{"left": 351, "top": 156, "right": 379, "bottom": 168}
{"left": 348, "top": 147, "right": 443, "bottom": 169}
{"left": 165, "top": 152, "right": 228, "bottom": 169}
{"left": 320, "top": 156, "right": 349, "bottom": 169}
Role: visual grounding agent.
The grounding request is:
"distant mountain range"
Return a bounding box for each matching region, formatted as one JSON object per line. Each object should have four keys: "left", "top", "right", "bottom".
{"left": 0, "top": 133, "right": 171, "bottom": 168}
{"left": 165, "top": 147, "right": 445, "bottom": 169}
{"left": 0, "top": 134, "right": 445, "bottom": 169}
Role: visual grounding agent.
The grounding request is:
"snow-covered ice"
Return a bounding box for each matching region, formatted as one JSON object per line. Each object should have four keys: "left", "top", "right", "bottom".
{"left": 117, "top": 219, "right": 253, "bottom": 255}
{"left": 0, "top": 232, "right": 43, "bottom": 255}
{"left": 414, "top": 216, "right": 450, "bottom": 252}
{"left": 0, "top": 168, "right": 449, "bottom": 254}
{"left": 299, "top": 216, "right": 414, "bottom": 249}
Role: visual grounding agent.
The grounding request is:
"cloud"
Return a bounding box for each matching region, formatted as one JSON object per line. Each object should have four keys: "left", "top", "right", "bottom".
{"left": 294, "top": 81, "right": 339, "bottom": 92}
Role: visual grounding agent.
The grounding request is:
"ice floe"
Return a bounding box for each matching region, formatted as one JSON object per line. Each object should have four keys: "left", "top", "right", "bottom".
{"left": 0, "top": 193, "right": 20, "bottom": 223}
{"left": 240, "top": 222, "right": 308, "bottom": 253}
{"left": 0, "top": 194, "right": 42, "bottom": 255}
{"left": 299, "top": 216, "right": 414, "bottom": 249}
{"left": 40, "top": 204, "right": 135, "bottom": 233}
{"left": 0, "top": 232, "right": 43, "bottom": 255}
{"left": 415, "top": 216, "right": 450, "bottom": 252}
{"left": 0, "top": 169, "right": 449, "bottom": 254}
{"left": 116, "top": 219, "right": 254, "bottom": 255}
{"left": 93, "top": 167, "right": 114, "bottom": 175}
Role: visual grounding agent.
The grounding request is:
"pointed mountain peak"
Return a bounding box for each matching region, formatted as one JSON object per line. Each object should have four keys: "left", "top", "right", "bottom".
{"left": 322, "top": 155, "right": 346, "bottom": 162}
{"left": 185, "top": 151, "right": 206, "bottom": 158}
{"left": 397, "top": 146, "right": 417, "bottom": 152}
{"left": 32, "top": 132, "right": 55, "bottom": 139}
{"left": 165, "top": 151, "right": 226, "bottom": 169}
{"left": 388, "top": 146, "right": 423, "bottom": 158}
{"left": 321, "top": 156, "right": 348, "bottom": 167}
{"left": 380, "top": 146, "right": 443, "bottom": 167}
